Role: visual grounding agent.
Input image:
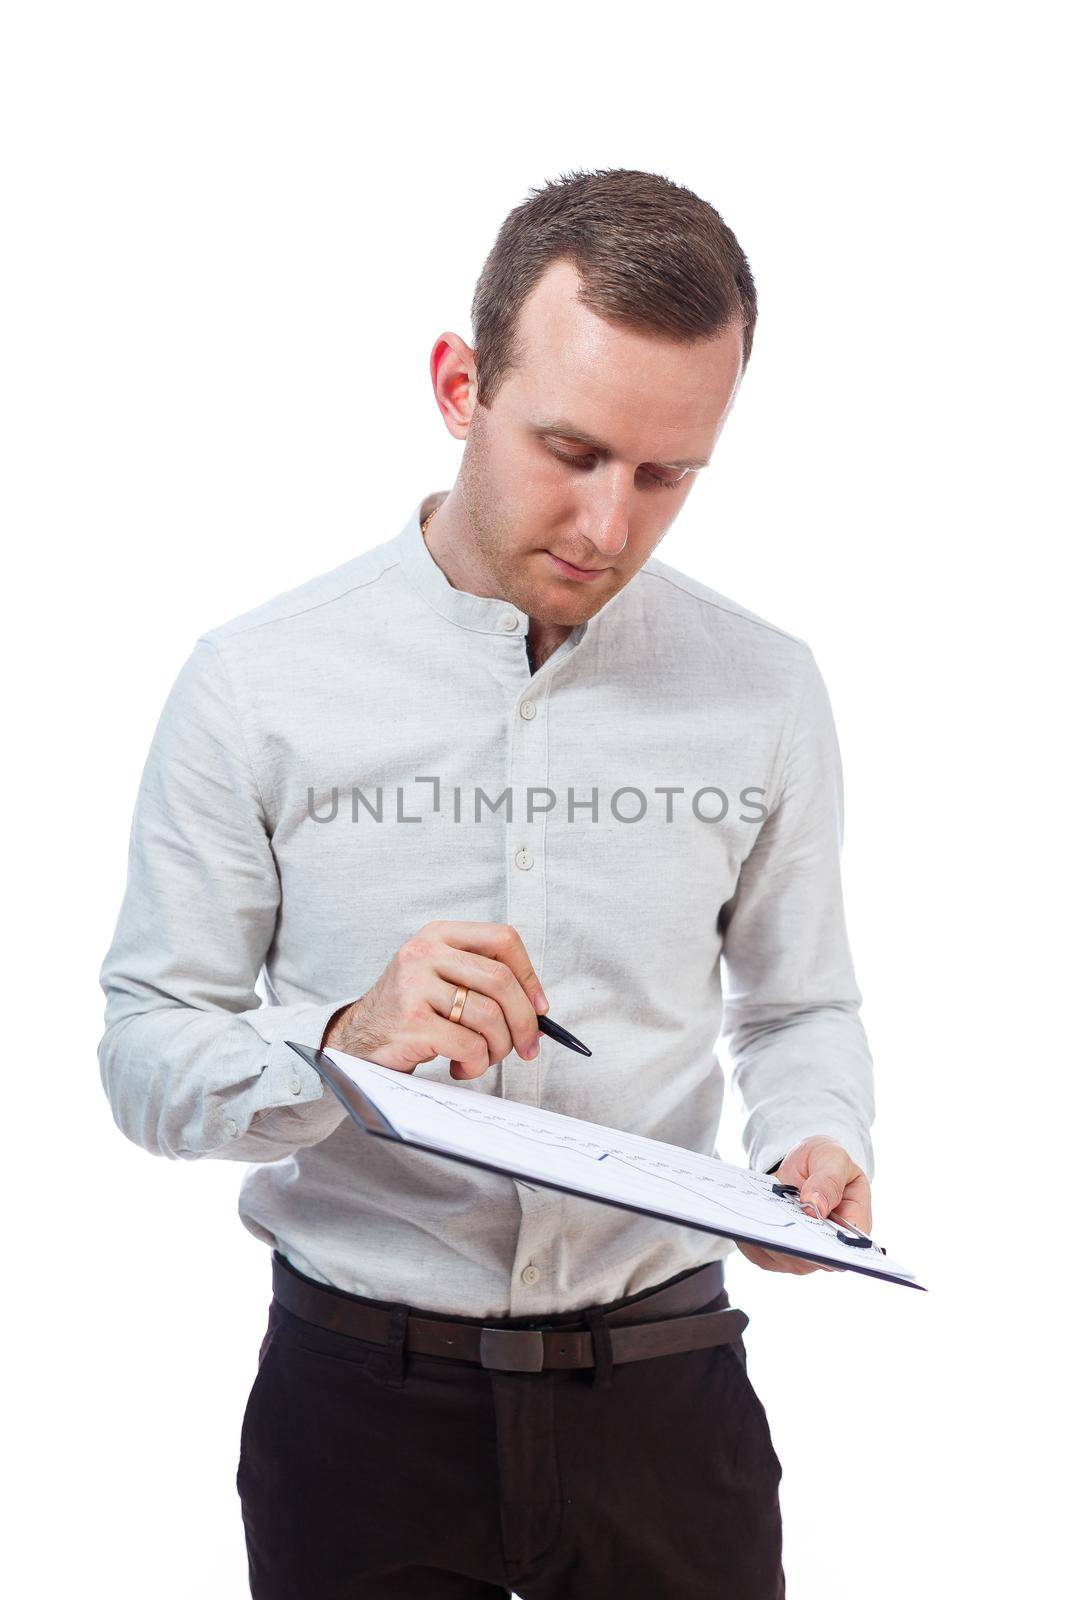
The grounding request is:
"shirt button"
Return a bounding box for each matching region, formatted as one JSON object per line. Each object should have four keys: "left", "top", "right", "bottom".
{"left": 521, "top": 1263, "right": 541, "bottom": 1286}
{"left": 500, "top": 611, "right": 520, "bottom": 632}
{"left": 289, "top": 1076, "right": 302, "bottom": 1095}
{"left": 519, "top": 700, "right": 537, "bottom": 720}
{"left": 225, "top": 1118, "right": 238, "bottom": 1138}
{"left": 514, "top": 846, "right": 534, "bottom": 870}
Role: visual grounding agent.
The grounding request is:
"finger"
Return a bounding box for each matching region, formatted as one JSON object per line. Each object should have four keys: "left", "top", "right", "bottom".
{"left": 432, "top": 1012, "right": 492, "bottom": 1078}
{"left": 420, "top": 921, "right": 549, "bottom": 1013}
{"left": 734, "top": 1241, "right": 780, "bottom": 1271}
{"left": 430, "top": 943, "right": 543, "bottom": 1065}
{"left": 828, "top": 1173, "right": 873, "bottom": 1234}
{"left": 428, "top": 977, "right": 514, "bottom": 1068}
{"left": 379, "top": 999, "right": 493, "bottom": 1079}
{"left": 769, "top": 1250, "right": 820, "bottom": 1275}
{"left": 736, "top": 1241, "right": 820, "bottom": 1275}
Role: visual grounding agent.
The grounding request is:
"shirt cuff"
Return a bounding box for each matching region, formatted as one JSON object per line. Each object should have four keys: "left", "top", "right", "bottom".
{"left": 747, "top": 1116, "right": 874, "bottom": 1183}
{"left": 218, "top": 997, "right": 361, "bottom": 1157}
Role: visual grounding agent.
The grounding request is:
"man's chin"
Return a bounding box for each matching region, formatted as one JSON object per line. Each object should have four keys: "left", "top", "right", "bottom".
{"left": 509, "top": 556, "right": 621, "bottom": 623}
{"left": 529, "top": 589, "right": 614, "bottom": 626}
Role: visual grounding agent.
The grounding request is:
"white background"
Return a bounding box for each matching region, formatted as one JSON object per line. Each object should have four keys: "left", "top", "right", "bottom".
{"left": 4, "top": 4, "right": 1062, "bottom": 1595}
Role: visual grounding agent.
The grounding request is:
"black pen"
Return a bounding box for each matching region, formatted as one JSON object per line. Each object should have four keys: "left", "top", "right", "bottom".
{"left": 536, "top": 1013, "right": 592, "bottom": 1056}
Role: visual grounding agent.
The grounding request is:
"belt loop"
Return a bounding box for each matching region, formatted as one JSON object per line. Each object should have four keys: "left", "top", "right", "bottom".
{"left": 377, "top": 1304, "right": 409, "bottom": 1388}
{"left": 585, "top": 1308, "right": 614, "bottom": 1389}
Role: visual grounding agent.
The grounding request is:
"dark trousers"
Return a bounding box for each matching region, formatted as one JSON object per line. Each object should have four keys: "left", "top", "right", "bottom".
{"left": 236, "top": 1258, "right": 785, "bottom": 1598}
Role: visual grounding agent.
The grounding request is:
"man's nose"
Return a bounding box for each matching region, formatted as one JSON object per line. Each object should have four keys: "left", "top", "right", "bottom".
{"left": 582, "top": 477, "right": 631, "bottom": 558}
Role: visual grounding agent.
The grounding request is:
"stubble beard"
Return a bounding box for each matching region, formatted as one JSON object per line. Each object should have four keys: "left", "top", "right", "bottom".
{"left": 459, "top": 413, "right": 535, "bottom": 614}
{"left": 460, "top": 410, "right": 610, "bottom": 626}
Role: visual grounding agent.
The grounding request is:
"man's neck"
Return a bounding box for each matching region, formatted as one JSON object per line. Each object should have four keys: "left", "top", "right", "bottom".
{"left": 526, "top": 622, "right": 572, "bottom": 674}
{"left": 421, "top": 491, "right": 573, "bottom": 673}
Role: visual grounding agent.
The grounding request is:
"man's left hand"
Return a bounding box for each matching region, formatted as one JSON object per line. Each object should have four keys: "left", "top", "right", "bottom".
{"left": 735, "top": 1135, "right": 872, "bottom": 1275}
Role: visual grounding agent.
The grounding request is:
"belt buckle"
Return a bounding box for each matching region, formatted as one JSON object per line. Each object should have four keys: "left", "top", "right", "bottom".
{"left": 479, "top": 1327, "right": 545, "bottom": 1372}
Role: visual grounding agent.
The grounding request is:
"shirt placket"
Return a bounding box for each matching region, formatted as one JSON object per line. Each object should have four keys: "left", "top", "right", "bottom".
{"left": 494, "top": 615, "right": 569, "bottom": 1315}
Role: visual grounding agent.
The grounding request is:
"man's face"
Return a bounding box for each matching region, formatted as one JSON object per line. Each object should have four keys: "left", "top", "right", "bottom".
{"left": 458, "top": 259, "right": 745, "bottom": 626}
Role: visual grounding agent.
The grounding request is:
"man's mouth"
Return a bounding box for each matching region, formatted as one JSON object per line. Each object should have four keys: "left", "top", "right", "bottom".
{"left": 546, "top": 551, "right": 610, "bottom": 581}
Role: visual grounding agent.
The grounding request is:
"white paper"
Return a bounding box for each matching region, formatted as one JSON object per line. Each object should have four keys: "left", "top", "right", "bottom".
{"left": 322, "top": 1048, "right": 922, "bottom": 1288}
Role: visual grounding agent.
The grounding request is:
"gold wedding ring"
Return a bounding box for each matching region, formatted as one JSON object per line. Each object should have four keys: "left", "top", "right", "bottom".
{"left": 448, "top": 984, "right": 469, "bottom": 1024}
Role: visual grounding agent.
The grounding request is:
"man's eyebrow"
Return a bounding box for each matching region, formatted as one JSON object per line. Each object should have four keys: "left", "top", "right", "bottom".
{"left": 531, "top": 417, "right": 710, "bottom": 471}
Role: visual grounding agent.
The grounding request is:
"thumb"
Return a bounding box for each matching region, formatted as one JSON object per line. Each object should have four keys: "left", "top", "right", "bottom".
{"left": 798, "top": 1144, "right": 852, "bottom": 1219}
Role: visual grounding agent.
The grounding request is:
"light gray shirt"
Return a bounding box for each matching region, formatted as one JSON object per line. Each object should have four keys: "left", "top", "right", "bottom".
{"left": 98, "top": 492, "right": 875, "bottom": 1317}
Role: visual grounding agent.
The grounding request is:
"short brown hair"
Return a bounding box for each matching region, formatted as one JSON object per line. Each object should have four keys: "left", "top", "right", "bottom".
{"left": 470, "top": 167, "right": 758, "bottom": 408}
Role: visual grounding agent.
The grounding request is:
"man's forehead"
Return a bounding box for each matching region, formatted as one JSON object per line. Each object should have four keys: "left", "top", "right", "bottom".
{"left": 506, "top": 351, "right": 731, "bottom": 469}
{"left": 501, "top": 260, "right": 742, "bottom": 457}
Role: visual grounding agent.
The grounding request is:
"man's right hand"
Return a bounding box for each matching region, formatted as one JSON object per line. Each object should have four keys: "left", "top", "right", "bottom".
{"left": 322, "top": 920, "right": 551, "bottom": 1080}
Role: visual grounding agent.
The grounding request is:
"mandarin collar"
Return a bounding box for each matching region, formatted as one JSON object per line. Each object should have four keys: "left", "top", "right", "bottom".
{"left": 397, "top": 494, "right": 533, "bottom": 637}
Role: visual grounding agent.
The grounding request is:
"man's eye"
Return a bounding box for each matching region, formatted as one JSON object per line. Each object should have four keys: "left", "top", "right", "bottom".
{"left": 640, "top": 469, "right": 688, "bottom": 491}
{"left": 547, "top": 446, "right": 596, "bottom": 471}
{"left": 547, "top": 445, "right": 687, "bottom": 490}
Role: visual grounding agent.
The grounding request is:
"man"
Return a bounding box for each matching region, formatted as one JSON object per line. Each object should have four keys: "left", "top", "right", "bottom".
{"left": 99, "top": 167, "right": 875, "bottom": 1599}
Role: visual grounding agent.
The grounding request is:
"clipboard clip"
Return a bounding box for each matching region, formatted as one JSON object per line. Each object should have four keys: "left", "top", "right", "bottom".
{"left": 771, "top": 1182, "right": 887, "bottom": 1255}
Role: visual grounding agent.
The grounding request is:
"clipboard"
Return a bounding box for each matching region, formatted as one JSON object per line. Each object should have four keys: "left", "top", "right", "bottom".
{"left": 287, "top": 1042, "right": 925, "bottom": 1291}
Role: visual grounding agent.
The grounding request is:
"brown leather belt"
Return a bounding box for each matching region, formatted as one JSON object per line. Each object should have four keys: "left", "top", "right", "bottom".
{"left": 271, "top": 1250, "right": 747, "bottom": 1373}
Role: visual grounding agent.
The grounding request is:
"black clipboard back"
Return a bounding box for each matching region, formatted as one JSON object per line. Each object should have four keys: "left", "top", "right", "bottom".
{"left": 287, "top": 1042, "right": 403, "bottom": 1141}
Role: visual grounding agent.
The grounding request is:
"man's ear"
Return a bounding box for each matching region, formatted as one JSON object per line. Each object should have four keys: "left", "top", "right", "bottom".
{"left": 428, "top": 332, "right": 478, "bottom": 441}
